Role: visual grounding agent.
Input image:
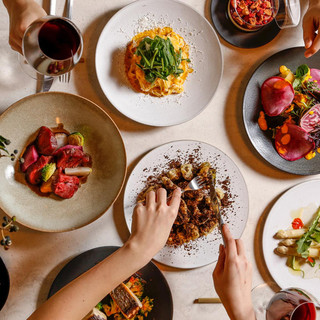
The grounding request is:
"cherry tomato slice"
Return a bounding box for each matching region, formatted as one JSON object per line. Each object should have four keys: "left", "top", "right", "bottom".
{"left": 292, "top": 218, "right": 304, "bottom": 229}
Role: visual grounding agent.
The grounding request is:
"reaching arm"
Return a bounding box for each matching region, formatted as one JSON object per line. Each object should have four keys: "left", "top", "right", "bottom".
{"left": 3, "top": 0, "right": 46, "bottom": 53}
{"left": 303, "top": 0, "right": 320, "bottom": 58}
{"left": 213, "top": 224, "right": 255, "bottom": 320}
{"left": 27, "top": 188, "right": 181, "bottom": 320}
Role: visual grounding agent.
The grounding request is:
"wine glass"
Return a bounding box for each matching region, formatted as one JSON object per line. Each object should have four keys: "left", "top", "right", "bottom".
{"left": 19, "top": 15, "right": 83, "bottom": 79}
{"left": 252, "top": 283, "right": 318, "bottom": 320}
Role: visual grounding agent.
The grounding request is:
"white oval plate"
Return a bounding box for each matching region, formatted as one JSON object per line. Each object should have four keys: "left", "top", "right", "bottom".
{"left": 124, "top": 140, "right": 249, "bottom": 268}
{"left": 95, "top": 0, "right": 223, "bottom": 126}
{"left": 263, "top": 180, "right": 320, "bottom": 302}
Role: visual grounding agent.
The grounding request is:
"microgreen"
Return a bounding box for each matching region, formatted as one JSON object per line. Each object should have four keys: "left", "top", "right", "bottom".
{"left": 296, "top": 206, "right": 320, "bottom": 258}
{"left": 135, "top": 36, "right": 188, "bottom": 83}
{"left": 293, "top": 64, "right": 310, "bottom": 90}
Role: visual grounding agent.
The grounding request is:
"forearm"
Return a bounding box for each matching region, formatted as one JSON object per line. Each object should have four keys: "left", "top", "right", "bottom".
{"left": 226, "top": 307, "right": 256, "bottom": 320}
{"left": 27, "top": 242, "right": 150, "bottom": 320}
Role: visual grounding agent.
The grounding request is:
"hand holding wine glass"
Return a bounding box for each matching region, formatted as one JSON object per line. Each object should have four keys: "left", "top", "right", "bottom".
{"left": 213, "top": 224, "right": 256, "bottom": 320}
{"left": 3, "top": 0, "right": 46, "bottom": 54}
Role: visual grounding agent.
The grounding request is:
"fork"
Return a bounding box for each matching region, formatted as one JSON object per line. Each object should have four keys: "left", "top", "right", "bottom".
{"left": 59, "top": 0, "right": 73, "bottom": 83}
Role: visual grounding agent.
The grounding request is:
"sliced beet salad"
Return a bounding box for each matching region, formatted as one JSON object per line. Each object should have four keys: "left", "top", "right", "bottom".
{"left": 20, "top": 126, "right": 92, "bottom": 199}
{"left": 258, "top": 64, "right": 320, "bottom": 161}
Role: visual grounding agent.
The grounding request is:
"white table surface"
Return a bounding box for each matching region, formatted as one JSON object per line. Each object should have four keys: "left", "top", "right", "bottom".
{"left": 0, "top": 0, "right": 319, "bottom": 319}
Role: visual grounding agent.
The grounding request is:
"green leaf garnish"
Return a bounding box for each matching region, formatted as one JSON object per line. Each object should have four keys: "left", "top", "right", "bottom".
{"left": 297, "top": 206, "right": 320, "bottom": 257}
{"left": 135, "top": 35, "right": 190, "bottom": 83}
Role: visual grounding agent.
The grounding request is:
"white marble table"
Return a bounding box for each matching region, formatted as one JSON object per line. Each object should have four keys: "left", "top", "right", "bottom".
{"left": 0, "top": 0, "right": 318, "bottom": 319}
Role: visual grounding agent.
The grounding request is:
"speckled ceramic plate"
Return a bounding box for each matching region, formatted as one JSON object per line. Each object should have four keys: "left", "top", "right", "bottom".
{"left": 48, "top": 246, "right": 173, "bottom": 320}
{"left": 0, "top": 92, "right": 126, "bottom": 232}
{"left": 95, "top": 0, "right": 223, "bottom": 126}
{"left": 123, "top": 140, "right": 249, "bottom": 269}
{"left": 243, "top": 46, "right": 320, "bottom": 175}
{"left": 263, "top": 180, "right": 320, "bottom": 302}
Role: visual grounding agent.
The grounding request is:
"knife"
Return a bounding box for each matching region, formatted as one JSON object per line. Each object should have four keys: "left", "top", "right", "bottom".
{"left": 36, "top": 0, "right": 56, "bottom": 92}
{"left": 210, "top": 171, "right": 226, "bottom": 246}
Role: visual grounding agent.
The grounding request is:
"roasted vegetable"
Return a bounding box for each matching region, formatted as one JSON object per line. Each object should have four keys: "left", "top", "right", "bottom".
{"left": 68, "top": 132, "right": 84, "bottom": 146}
{"left": 42, "top": 163, "right": 56, "bottom": 182}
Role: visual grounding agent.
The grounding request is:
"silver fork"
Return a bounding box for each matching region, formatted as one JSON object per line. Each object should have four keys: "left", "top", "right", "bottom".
{"left": 58, "top": 0, "right": 73, "bottom": 83}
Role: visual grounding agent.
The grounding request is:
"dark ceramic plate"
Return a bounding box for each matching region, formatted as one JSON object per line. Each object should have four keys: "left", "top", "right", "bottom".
{"left": 0, "top": 257, "right": 10, "bottom": 310}
{"left": 210, "top": 0, "right": 280, "bottom": 48}
{"left": 243, "top": 46, "right": 320, "bottom": 175}
{"left": 48, "top": 246, "right": 173, "bottom": 319}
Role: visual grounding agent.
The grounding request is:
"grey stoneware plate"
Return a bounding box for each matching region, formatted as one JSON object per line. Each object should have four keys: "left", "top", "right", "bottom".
{"left": 210, "top": 0, "right": 280, "bottom": 48}
{"left": 0, "top": 92, "right": 127, "bottom": 231}
{"left": 243, "top": 46, "right": 320, "bottom": 175}
{"left": 0, "top": 257, "right": 9, "bottom": 310}
{"left": 48, "top": 246, "right": 173, "bottom": 320}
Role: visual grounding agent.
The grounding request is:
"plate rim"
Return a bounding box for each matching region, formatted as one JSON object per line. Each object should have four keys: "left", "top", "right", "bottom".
{"left": 47, "top": 245, "right": 173, "bottom": 319}
{"left": 95, "top": 0, "right": 223, "bottom": 127}
{"left": 123, "top": 139, "right": 249, "bottom": 268}
{"left": 0, "top": 91, "right": 127, "bottom": 232}
{"left": 262, "top": 179, "right": 320, "bottom": 300}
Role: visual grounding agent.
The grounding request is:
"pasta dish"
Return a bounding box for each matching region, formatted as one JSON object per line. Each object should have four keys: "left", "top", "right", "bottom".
{"left": 125, "top": 27, "right": 193, "bottom": 97}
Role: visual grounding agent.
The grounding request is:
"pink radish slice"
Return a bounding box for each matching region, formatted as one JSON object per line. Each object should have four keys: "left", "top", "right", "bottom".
{"left": 261, "top": 77, "right": 295, "bottom": 116}
{"left": 300, "top": 104, "right": 320, "bottom": 133}
{"left": 310, "top": 68, "right": 320, "bottom": 84}
{"left": 275, "top": 123, "right": 315, "bottom": 161}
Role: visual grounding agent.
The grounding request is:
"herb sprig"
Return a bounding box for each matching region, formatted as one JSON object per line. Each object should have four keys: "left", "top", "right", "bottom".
{"left": 0, "top": 135, "right": 17, "bottom": 161}
{"left": 293, "top": 64, "right": 310, "bottom": 90}
{"left": 296, "top": 206, "right": 320, "bottom": 258}
{"left": 135, "top": 36, "right": 189, "bottom": 83}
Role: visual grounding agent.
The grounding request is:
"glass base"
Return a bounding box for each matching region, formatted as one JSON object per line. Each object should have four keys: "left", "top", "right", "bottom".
{"left": 252, "top": 282, "right": 280, "bottom": 320}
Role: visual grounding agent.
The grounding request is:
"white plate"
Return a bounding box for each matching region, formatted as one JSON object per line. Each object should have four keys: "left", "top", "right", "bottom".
{"left": 124, "top": 140, "right": 249, "bottom": 268}
{"left": 95, "top": 0, "right": 223, "bottom": 126}
{"left": 263, "top": 180, "right": 320, "bottom": 301}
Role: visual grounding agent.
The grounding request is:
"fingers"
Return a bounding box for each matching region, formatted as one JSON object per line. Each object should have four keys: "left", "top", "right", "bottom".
{"left": 235, "top": 238, "right": 246, "bottom": 258}
{"left": 156, "top": 188, "right": 167, "bottom": 203}
{"left": 168, "top": 188, "right": 181, "bottom": 209}
{"left": 146, "top": 190, "right": 155, "bottom": 206}
{"left": 214, "top": 244, "right": 226, "bottom": 275}
{"left": 303, "top": 16, "right": 316, "bottom": 50}
{"left": 222, "top": 224, "right": 237, "bottom": 259}
{"left": 305, "top": 32, "right": 320, "bottom": 58}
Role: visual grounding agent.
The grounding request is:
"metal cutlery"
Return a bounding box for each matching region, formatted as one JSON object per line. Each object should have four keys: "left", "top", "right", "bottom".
{"left": 210, "top": 173, "right": 225, "bottom": 246}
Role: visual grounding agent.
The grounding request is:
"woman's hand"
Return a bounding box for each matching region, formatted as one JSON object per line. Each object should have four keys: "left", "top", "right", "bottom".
{"left": 3, "top": 0, "right": 46, "bottom": 53}
{"left": 303, "top": 0, "right": 320, "bottom": 58}
{"left": 213, "top": 224, "right": 255, "bottom": 320}
{"left": 128, "top": 188, "right": 181, "bottom": 264}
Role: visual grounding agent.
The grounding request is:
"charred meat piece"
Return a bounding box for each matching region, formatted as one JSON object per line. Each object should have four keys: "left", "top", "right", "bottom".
{"left": 82, "top": 308, "right": 107, "bottom": 320}
{"left": 36, "top": 126, "right": 58, "bottom": 155}
{"left": 175, "top": 199, "right": 190, "bottom": 225}
{"left": 52, "top": 169, "right": 80, "bottom": 199}
{"left": 20, "top": 144, "right": 39, "bottom": 172}
{"left": 110, "top": 283, "right": 142, "bottom": 319}
{"left": 55, "top": 147, "right": 86, "bottom": 169}
{"left": 26, "top": 155, "right": 52, "bottom": 185}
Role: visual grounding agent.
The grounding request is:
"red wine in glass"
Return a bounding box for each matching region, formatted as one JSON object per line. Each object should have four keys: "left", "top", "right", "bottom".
{"left": 38, "top": 19, "right": 80, "bottom": 61}
{"left": 266, "top": 288, "right": 316, "bottom": 320}
{"left": 22, "top": 16, "right": 83, "bottom": 77}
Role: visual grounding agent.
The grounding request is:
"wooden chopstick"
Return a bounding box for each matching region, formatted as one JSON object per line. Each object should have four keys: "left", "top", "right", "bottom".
{"left": 194, "top": 298, "right": 222, "bottom": 303}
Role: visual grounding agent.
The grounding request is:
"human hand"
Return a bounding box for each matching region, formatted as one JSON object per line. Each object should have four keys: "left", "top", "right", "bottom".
{"left": 4, "top": 0, "right": 46, "bottom": 53}
{"left": 303, "top": 0, "right": 320, "bottom": 58}
{"left": 128, "top": 188, "right": 181, "bottom": 263}
{"left": 213, "top": 224, "right": 255, "bottom": 320}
